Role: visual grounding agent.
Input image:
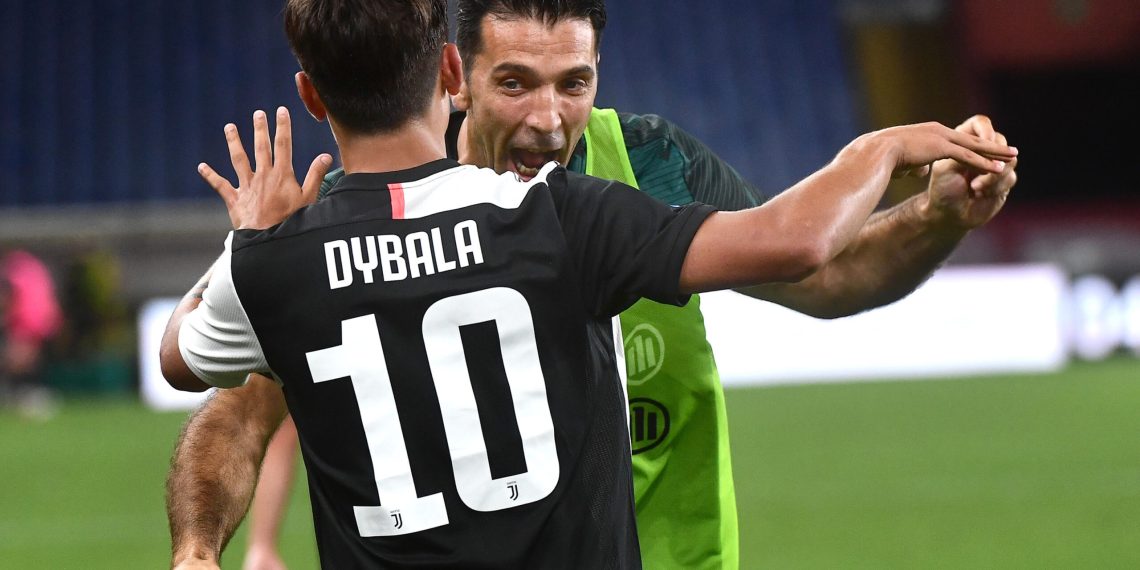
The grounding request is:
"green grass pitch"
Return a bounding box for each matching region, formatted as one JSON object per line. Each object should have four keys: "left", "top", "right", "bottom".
{"left": 1, "top": 358, "right": 1137, "bottom": 568}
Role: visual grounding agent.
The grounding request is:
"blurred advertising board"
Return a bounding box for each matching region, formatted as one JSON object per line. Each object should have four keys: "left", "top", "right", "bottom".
{"left": 139, "top": 263, "right": 1132, "bottom": 409}
{"left": 702, "top": 264, "right": 1069, "bottom": 386}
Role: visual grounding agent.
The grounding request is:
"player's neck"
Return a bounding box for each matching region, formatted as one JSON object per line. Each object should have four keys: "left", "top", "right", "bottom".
{"left": 333, "top": 119, "right": 448, "bottom": 175}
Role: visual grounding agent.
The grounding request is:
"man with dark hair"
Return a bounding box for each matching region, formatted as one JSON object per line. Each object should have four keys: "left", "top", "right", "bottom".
{"left": 166, "top": 0, "right": 1017, "bottom": 568}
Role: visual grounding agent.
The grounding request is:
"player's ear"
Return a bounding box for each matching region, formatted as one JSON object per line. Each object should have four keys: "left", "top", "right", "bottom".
{"left": 453, "top": 79, "right": 471, "bottom": 112}
{"left": 441, "top": 43, "right": 463, "bottom": 97}
{"left": 295, "top": 71, "right": 327, "bottom": 123}
{"left": 452, "top": 55, "right": 471, "bottom": 112}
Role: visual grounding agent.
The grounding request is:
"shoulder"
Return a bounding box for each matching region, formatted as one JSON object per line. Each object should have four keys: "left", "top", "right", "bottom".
{"left": 616, "top": 111, "right": 766, "bottom": 210}
{"left": 319, "top": 168, "right": 345, "bottom": 200}
{"left": 616, "top": 112, "right": 682, "bottom": 147}
{"left": 612, "top": 112, "right": 696, "bottom": 205}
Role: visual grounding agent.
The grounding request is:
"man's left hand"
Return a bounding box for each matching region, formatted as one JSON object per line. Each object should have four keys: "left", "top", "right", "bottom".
{"left": 924, "top": 114, "right": 1019, "bottom": 230}
{"left": 197, "top": 107, "right": 332, "bottom": 230}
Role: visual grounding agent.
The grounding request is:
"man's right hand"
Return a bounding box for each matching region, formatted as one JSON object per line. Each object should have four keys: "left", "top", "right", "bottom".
{"left": 197, "top": 107, "right": 332, "bottom": 230}
{"left": 853, "top": 121, "right": 1017, "bottom": 180}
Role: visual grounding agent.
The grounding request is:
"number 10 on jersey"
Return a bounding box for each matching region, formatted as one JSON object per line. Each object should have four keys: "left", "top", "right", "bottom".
{"left": 306, "top": 287, "right": 561, "bottom": 537}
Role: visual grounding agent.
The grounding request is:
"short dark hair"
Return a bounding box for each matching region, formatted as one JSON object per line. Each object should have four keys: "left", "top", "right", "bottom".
{"left": 284, "top": 0, "right": 448, "bottom": 134}
{"left": 455, "top": 0, "right": 606, "bottom": 75}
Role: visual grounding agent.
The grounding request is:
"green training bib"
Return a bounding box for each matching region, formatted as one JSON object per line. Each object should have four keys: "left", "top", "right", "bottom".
{"left": 584, "top": 108, "right": 739, "bottom": 570}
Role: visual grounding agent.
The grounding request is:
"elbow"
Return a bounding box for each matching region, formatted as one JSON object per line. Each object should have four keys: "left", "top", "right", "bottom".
{"left": 160, "top": 343, "right": 210, "bottom": 393}
{"left": 161, "top": 364, "right": 208, "bottom": 393}
{"left": 779, "top": 240, "right": 831, "bottom": 283}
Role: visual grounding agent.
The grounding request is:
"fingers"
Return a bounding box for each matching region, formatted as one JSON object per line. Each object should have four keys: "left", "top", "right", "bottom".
{"left": 273, "top": 107, "right": 293, "bottom": 173}
{"left": 301, "top": 154, "right": 334, "bottom": 203}
{"left": 972, "top": 130, "right": 1017, "bottom": 191}
{"left": 972, "top": 155, "right": 1018, "bottom": 193}
{"left": 252, "top": 110, "right": 271, "bottom": 173}
{"left": 197, "top": 162, "right": 237, "bottom": 204}
{"left": 958, "top": 114, "right": 996, "bottom": 141}
{"left": 897, "top": 164, "right": 932, "bottom": 179}
{"left": 944, "top": 143, "right": 1008, "bottom": 175}
{"left": 224, "top": 123, "right": 252, "bottom": 188}
{"left": 948, "top": 128, "right": 1018, "bottom": 161}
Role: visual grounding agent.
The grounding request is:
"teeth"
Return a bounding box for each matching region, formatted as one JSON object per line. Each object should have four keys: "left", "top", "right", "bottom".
{"left": 517, "top": 164, "right": 540, "bottom": 177}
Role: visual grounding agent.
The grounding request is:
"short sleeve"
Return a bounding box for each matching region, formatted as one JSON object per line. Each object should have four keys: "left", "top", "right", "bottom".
{"left": 319, "top": 168, "right": 347, "bottom": 200}
{"left": 178, "top": 233, "right": 272, "bottom": 388}
{"left": 619, "top": 112, "right": 767, "bottom": 211}
{"left": 549, "top": 168, "right": 716, "bottom": 317}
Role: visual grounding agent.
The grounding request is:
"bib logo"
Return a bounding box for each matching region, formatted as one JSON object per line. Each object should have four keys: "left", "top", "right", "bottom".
{"left": 629, "top": 398, "right": 670, "bottom": 454}
{"left": 624, "top": 323, "right": 665, "bottom": 385}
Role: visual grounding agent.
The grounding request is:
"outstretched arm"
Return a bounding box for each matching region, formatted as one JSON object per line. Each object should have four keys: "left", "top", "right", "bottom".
{"left": 168, "top": 374, "right": 289, "bottom": 570}
{"left": 161, "top": 108, "right": 331, "bottom": 392}
{"left": 679, "top": 121, "right": 1017, "bottom": 293}
{"left": 737, "top": 115, "right": 1019, "bottom": 318}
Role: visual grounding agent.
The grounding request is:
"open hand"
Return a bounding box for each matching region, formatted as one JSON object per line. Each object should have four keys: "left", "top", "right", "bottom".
{"left": 197, "top": 107, "right": 332, "bottom": 230}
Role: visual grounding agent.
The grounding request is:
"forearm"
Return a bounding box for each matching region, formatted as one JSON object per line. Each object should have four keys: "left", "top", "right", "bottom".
{"left": 768, "top": 133, "right": 899, "bottom": 266}
{"left": 740, "top": 191, "right": 967, "bottom": 318}
{"left": 246, "top": 416, "right": 298, "bottom": 548}
{"left": 680, "top": 134, "right": 897, "bottom": 291}
{"left": 167, "top": 376, "right": 288, "bottom": 567}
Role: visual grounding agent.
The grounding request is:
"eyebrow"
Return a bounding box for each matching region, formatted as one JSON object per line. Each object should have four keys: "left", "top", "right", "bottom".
{"left": 489, "top": 62, "right": 596, "bottom": 79}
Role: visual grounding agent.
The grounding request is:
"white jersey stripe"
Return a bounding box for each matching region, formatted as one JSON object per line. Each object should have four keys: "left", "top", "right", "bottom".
{"left": 401, "top": 162, "right": 561, "bottom": 220}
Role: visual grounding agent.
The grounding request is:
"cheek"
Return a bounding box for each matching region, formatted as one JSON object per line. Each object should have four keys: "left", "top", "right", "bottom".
{"left": 565, "top": 102, "right": 594, "bottom": 132}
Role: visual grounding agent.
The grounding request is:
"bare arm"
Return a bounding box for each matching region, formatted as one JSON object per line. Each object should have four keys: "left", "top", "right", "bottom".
{"left": 679, "top": 122, "right": 1017, "bottom": 293}
{"left": 242, "top": 417, "right": 299, "bottom": 570}
{"left": 737, "top": 116, "right": 1019, "bottom": 318}
{"left": 160, "top": 266, "right": 216, "bottom": 392}
{"left": 168, "top": 374, "right": 289, "bottom": 569}
{"left": 162, "top": 108, "right": 331, "bottom": 393}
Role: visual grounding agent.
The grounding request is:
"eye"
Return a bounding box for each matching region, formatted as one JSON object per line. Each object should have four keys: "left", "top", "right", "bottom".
{"left": 500, "top": 79, "right": 523, "bottom": 92}
{"left": 563, "top": 78, "right": 589, "bottom": 94}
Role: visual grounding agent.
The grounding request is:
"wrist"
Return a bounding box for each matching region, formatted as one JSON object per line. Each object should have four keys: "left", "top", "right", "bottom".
{"left": 913, "top": 191, "right": 971, "bottom": 237}
{"left": 835, "top": 131, "right": 899, "bottom": 187}
{"left": 172, "top": 547, "right": 219, "bottom": 568}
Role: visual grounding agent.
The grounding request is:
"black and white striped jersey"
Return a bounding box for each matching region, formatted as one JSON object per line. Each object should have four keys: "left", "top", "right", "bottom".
{"left": 179, "top": 158, "right": 715, "bottom": 569}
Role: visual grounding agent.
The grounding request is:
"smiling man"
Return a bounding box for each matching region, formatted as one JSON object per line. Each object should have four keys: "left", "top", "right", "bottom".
{"left": 171, "top": 1, "right": 1018, "bottom": 569}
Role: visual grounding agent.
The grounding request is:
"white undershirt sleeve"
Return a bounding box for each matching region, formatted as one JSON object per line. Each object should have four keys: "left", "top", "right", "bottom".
{"left": 178, "top": 233, "right": 271, "bottom": 388}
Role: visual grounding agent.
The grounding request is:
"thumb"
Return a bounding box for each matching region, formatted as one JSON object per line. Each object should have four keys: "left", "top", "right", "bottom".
{"left": 300, "top": 154, "right": 334, "bottom": 203}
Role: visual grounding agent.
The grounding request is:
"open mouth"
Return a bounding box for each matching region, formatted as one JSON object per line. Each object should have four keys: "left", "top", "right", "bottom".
{"left": 510, "top": 148, "right": 561, "bottom": 180}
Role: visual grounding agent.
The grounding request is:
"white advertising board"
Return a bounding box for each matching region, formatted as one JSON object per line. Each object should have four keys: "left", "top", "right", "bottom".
{"left": 137, "top": 298, "right": 213, "bottom": 411}
{"left": 138, "top": 264, "right": 1072, "bottom": 410}
{"left": 701, "top": 264, "right": 1069, "bottom": 386}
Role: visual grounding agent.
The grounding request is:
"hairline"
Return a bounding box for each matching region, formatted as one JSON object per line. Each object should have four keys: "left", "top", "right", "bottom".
{"left": 462, "top": 13, "right": 601, "bottom": 76}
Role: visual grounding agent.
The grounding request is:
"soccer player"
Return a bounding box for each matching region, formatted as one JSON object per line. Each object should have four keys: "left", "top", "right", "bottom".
{"left": 160, "top": 0, "right": 1016, "bottom": 567}
{"left": 176, "top": 1, "right": 1019, "bottom": 568}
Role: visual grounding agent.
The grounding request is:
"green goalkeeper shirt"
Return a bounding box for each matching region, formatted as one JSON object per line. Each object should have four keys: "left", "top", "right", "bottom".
{"left": 321, "top": 109, "right": 766, "bottom": 569}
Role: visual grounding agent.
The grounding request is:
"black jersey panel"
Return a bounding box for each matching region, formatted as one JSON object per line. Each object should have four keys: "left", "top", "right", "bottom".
{"left": 227, "top": 164, "right": 643, "bottom": 569}
{"left": 546, "top": 169, "right": 716, "bottom": 317}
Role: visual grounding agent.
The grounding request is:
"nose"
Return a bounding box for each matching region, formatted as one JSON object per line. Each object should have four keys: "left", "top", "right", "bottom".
{"left": 524, "top": 86, "right": 562, "bottom": 135}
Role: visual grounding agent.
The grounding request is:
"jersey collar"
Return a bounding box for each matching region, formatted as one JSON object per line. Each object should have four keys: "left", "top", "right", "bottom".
{"left": 326, "top": 158, "right": 462, "bottom": 196}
